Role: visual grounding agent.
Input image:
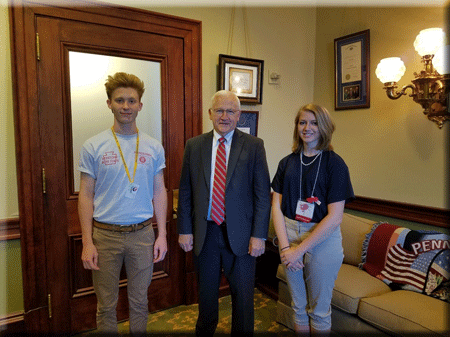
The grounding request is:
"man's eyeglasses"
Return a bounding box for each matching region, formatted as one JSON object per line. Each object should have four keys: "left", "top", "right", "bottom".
{"left": 212, "top": 109, "right": 239, "bottom": 116}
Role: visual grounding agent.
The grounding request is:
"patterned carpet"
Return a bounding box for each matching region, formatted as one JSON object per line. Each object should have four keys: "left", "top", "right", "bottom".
{"left": 84, "top": 289, "right": 295, "bottom": 335}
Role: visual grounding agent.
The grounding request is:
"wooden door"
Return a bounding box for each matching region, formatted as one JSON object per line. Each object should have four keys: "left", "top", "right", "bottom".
{"left": 10, "top": 2, "right": 201, "bottom": 332}
{"left": 35, "top": 13, "right": 183, "bottom": 334}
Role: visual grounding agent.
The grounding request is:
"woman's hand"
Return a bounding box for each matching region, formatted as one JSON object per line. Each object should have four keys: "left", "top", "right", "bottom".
{"left": 281, "top": 247, "right": 305, "bottom": 271}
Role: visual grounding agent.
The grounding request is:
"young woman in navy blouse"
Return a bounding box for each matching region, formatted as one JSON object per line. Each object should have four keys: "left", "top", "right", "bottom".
{"left": 271, "top": 104, "right": 354, "bottom": 336}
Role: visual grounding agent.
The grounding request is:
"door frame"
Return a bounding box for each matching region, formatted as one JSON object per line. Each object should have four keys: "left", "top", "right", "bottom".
{"left": 9, "top": 0, "right": 202, "bottom": 332}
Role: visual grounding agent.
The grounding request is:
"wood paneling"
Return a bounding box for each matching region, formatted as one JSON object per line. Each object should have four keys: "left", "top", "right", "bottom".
{"left": 0, "top": 311, "right": 26, "bottom": 333}
{"left": 346, "top": 195, "right": 450, "bottom": 228}
{"left": 0, "top": 218, "right": 20, "bottom": 240}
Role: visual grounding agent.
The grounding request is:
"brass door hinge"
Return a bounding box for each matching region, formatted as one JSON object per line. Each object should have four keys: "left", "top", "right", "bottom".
{"left": 48, "top": 293, "right": 52, "bottom": 318}
{"left": 36, "top": 33, "right": 40, "bottom": 61}
{"left": 42, "top": 168, "right": 46, "bottom": 194}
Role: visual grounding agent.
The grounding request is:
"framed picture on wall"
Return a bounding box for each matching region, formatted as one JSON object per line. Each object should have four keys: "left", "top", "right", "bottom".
{"left": 334, "top": 29, "right": 370, "bottom": 110}
{"left": 219, "top": 54, "right": 264, "bottom": 104}
{"left": 237, "top": 110, "right": 259, "bottom": 136}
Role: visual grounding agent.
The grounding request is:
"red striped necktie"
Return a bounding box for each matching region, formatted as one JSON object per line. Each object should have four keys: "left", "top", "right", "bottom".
{"left": 211, "top": 137, "right": 226, "bottom": 226}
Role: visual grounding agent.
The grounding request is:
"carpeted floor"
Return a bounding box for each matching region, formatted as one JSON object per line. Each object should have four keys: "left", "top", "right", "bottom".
{"left": 82, "top": 289, "right": 295, "bottom": 336}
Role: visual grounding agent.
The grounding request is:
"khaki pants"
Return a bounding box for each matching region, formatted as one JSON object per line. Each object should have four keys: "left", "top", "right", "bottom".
{"left": 92, "top": 225, "right": 155, "bottom": 333}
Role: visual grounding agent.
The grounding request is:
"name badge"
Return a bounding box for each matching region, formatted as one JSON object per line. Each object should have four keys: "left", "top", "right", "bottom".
{"left": 125, "top": 183, "right": 140, "bottom": 199}
{"left": 295, "top": 199, "right": 315, "bottom": 223}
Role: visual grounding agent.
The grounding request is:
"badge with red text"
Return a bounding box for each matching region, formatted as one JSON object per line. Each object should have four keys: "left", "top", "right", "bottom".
{"left": 125, "top": 183, "right": 140, "bottom": 199}
{"left": 295, "top": 199, "right": 315, "bottom": 223}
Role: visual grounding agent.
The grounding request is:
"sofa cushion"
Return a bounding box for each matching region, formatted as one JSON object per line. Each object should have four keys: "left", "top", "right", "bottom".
{"left": 332, "top": 264, "right": 392, "bottom": 314}
{"left": 276, "top": 300, "right": 295, "bottom": 330}
{"left": 358, "top": 290, "right": 450, "bottom": 336}
{"left": 340, "top": 213, "right": 376, "bottom": 266}
{"left": 277, "top": 276, "right": 292, "bottom": 306}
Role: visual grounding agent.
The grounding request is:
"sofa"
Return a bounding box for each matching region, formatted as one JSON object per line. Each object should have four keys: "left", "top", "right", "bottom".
{"left": 275, "top": 212, "right": 450, "bottom": 336}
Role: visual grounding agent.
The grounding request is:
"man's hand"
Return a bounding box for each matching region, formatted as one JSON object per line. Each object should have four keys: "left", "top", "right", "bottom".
{"left": 178, "top": 234, "right": 193, "bottom": 252}
{"left": 153, "top": 235, "right": 168, "bottom": 263}
{"left": 81, "top": 243, "right": 99, "bottom": 270}
{"left": 248, "top": 237, "right": 265, "bottom": 257}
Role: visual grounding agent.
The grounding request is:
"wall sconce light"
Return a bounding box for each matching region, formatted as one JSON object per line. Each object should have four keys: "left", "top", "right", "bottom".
{"left": 375, "top": 28, "right": 449, "bottom": 128}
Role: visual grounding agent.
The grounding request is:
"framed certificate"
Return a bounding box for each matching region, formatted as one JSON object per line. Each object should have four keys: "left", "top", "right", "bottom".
{"left": 335, "top": 30, "right": 370, "bottom": 110}
{"left": 219, "top": 54, "right": 264, "bottom": 104}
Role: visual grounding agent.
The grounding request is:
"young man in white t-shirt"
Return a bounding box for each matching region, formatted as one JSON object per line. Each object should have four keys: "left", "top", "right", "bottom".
{"left": 78, "top": 72, "right": 167, "bottom": 334}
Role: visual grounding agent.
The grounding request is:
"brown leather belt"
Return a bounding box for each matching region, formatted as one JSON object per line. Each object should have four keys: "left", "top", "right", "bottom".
{"left": 93, "top": 218, "right": 152, "bottom": 233}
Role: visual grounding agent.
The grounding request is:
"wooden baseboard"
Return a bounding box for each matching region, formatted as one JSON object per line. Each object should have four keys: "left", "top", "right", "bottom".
{"left": 0, "top": 218, "right": 20, "bottom": 241}
{"left": 0, "top": 311, "right": 25, "bottom": 333}
{"left": 345, "top": 196, "right": 449, "bottom": 228}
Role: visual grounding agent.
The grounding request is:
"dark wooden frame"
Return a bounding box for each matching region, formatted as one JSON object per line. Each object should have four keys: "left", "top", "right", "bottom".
{"left": 219, "top": 54, "right": 264, "bottom": 104}
{"left": 335, "top": 29, "right": 370, "bottom": 110}
{"left": 237, "top": 110, "right": 259, "bottom": 136}
{"left": 9, "top": 0, "right": 202, "bottom": 332}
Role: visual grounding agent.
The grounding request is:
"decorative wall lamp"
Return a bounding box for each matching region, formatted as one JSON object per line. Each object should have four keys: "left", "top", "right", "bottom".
{"left": 375, "top": 28, "right": 449, "bottom": 128}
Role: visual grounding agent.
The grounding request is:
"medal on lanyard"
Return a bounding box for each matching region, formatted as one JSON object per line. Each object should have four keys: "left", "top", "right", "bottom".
{"left": 111, "top": 127, "right": 140, "bottom": 199}
{"left": 295, "top": 151, "right": 322, "bottom": 223}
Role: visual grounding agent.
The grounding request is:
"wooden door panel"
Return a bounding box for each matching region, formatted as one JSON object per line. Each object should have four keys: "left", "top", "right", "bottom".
{"left": 37, "top": 15, "right": 184, "bottom": 333}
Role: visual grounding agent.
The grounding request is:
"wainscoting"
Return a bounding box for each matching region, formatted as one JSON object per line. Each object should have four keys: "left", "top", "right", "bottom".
{"left": 0, "top": 218, "right": 19, "bottom": 241}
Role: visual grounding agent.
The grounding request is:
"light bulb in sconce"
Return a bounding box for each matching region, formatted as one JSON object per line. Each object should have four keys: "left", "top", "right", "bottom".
{"left": 433, "top": 45, "right": 449, "bottom": 75}
{"left": 413, "top": 28, "right": 445, "bottom": 57}
{"left": 375, "top": 57, "right": 406, "bottom": 84}
{"left": 375, "top": 27, "right": 449, "bottom": 128}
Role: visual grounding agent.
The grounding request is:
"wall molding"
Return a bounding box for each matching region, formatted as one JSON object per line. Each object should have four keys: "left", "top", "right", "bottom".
{"left": 0, "top": 218, "right": 20, "bottom": 241}
{"left": 0, "top": 311, "right": 25, "bottom": 333}
{"left": 346, "top": 195, "right": 449, "bottom": 228}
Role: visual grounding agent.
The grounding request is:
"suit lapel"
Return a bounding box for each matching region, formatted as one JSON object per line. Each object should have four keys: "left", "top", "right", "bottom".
{"left": 226, "top": 129, "right": 244, "bottom": 189}
{"left": 201, "top": 131, "right": 214, "bottom": 191}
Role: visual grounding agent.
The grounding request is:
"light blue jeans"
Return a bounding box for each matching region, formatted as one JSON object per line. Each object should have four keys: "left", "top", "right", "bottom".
{"left": 282, "top": 217, "right": 343, "bottom": 331}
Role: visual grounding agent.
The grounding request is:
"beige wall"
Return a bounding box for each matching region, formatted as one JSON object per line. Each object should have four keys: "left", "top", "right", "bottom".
{"left": 313, "top": 6, "right": 448, "bottom": 208}
{"left": 1, "top": 1, "right": 18, "bottom": 221}
{"left": 134, "top": 5, "right": 318, "bottom": 177}
{"left": 0, "top": 2, "right": 23, "bottom": 317}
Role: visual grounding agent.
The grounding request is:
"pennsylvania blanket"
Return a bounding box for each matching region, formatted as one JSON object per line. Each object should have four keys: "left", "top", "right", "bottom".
{"left": 359, "top": 222, "right": 450, "bottom": 302}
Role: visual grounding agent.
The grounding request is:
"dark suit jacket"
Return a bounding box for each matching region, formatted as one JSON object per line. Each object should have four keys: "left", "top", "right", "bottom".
{"left": 177, "top": 129, "right": 271, "bottom": 256}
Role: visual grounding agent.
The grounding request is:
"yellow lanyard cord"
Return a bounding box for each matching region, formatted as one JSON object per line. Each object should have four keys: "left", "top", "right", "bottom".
{"left": 111, "top": 127, "right": 139, "bottom": 183}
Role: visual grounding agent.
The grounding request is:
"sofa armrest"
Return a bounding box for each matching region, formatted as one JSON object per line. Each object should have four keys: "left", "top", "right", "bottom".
{"left": 341, "top": 213, "right": 376, "bottom": 266}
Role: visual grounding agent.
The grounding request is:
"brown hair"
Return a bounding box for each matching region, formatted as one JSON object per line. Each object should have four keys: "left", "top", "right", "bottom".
{"left": 292, "top": 103, "right": 335, "bottom": 153}
{"left": 104, "top": 72, "right": 145, "bottom": 100}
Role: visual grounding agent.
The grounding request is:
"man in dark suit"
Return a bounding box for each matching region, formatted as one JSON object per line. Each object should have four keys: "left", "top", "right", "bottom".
{"left": 177, "top": 90, "right": 271, "bottom": 336}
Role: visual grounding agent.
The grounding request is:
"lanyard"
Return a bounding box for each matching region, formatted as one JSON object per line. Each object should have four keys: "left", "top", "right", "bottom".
{"left": 299, "top": 151, "right": 322, "bottom": 201}
{"left": 111, "top": 127, "right": 139, "bottom": 184}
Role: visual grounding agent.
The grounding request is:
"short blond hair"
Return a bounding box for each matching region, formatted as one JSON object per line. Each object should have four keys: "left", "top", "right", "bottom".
{"left": 292, "top": 103, "right": 335, "bottom": 153}
{"left": 105, "top": 72, "right": 145, "bottom": 100}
